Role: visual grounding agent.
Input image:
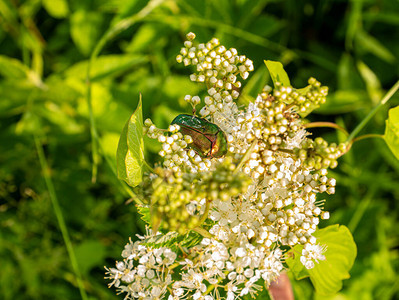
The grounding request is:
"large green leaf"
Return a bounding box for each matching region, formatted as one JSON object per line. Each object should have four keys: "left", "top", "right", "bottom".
{"left": 287, "top": 225, "right": 357, "bottom": 296}
{"left": 264, "top": 60, "right": 291, "bottom": 87}
{"left": 384, "top": 105, "right": 399, "bottom": 160}
{"left": 116, "top": 97, "right": 145, "bottom": 187}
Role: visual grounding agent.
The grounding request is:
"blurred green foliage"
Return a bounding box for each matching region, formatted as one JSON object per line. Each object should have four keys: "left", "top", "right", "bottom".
{"left": 0, "top": 0, "right": 398, "bottom": 299}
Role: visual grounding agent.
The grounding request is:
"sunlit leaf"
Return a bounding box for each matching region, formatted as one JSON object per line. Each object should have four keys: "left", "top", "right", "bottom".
{"left": 152, "top": 104, "right": 184, "bottom": 129}
{"left": 70, "top": 10, "right": 104, "bottom": 56}
{"left": 264, "top": 60, "right": 291, "bottom": 87}
{"left": 384, "top": 105, "right": 399, "bottom": 160}
{"left": 0, "top": 55, "right": 30, "bottom": 78}
{"left": 15, "top": 110, "right": 42, "bottom": 135}
{"left": 287, "top": 225, "right": 357, "bottom": 296}
{"left": 42, "top": 0, "right": 69, "bottom": 18}
{"left": 76, "top": 82, "right": 132, "bottom": 132}
{"left": 36, "top": 102, "right": 85, "bottom": 135}
{"left": 161, "top": 76, "right": 201, "bottom": 101}
{"left": 100, "top": 132, "right": 120, "bottom": 169}
{"left": 124, "top": 23, "right": 167, "bottom": 53}
{"left": 64, "top": 54, "right": 148, "bottom": 81}
{"left": 116, "top": 96, "right": 145, "bottom": 187}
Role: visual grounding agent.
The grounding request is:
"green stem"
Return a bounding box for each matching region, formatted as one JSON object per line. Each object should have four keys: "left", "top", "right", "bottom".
{"left": 346, "top": 80, "right": 399, "bottom": 142}
{"left": 86, "top": 72, "right": 98, "bottom": 183}
{"left": 304, "top": 122, "right": 349, "bottom": 136}
{"left": 86, "top": 0, "right": 165, "bottom": 183}
{"left": 348, "top": 185, "right": 378, "bottom": 233}
{"left": 198, "top": 200, "right": 211, "bottom": 225}
{"left": 34, "top": 136, "right": 88, "bottom": 300}
{"left": 352, "top": 133, "right": 384, "bottom": 143}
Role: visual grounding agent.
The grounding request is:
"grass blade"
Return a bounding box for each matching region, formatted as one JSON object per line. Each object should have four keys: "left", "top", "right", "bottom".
{"left": 34, "top": 136, "right": 88, "bottom": 300}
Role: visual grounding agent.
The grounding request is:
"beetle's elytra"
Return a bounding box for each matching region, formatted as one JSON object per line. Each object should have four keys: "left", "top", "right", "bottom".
{"left": 171, "top": 114, "right": 228, "bottom": 158}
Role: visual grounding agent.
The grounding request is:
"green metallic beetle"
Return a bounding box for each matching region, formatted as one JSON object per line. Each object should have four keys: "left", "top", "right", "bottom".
{"left": 171, "top": 114, "right": 228, "bottom": 158}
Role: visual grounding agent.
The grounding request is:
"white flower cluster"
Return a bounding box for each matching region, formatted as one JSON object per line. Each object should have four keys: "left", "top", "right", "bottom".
{"left": 171, "top": 239, "right": 283, "bottom": 300}
{"left": 106, "top": 33, "right": 336, "bottom": 299}
{"left": 176, "top": 32, "right": 253, "bottom": 119}
{"left": 105, "top": 235, "right": 176, "bottom": 299}
{"left": 300, "top": 243, "right": 327, "bottom": 269}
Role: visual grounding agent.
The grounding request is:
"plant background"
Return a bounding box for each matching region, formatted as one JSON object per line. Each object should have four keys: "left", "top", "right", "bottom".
{"left": 0, "top": 0, "right": 398, "bottom": 299}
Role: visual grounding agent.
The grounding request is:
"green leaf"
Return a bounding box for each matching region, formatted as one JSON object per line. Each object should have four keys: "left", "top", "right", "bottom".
{"left": 247, "top": 15, "right": 284, "bottom": 38}
{"left": 64, "top": 54, "right": 147, "bottom": 81}
{"left": 287, "top": 225, "right": 357, "bottom": 296}
{"left": 264, "top": 60, "right": 291, "bottom": 87}
{"left": 241, "top": 64, "right": 269, "bottom": 101}
{"left": 15, "top": 110, "right": 42, "bottom": 135}
{"left": 137, "top": 205, "right": 151, "bottom": 224}
{"left": 142, "top": 230, "right": 203, "bottom": 250}
{"left": 0, "top": 80, "right": 36, "bottom": 115}
{"left": 124, "top": 23, "right": 167, "bottom": 53}
{"left": 355, "top": 30, "right": 396, "bottom": 63}
{"left": 0, "top": 55, "right": 30, "bottom": 78}
{"left": 116, "top": 96, "right": 145, "bottom": 187}
{"left": 143, "top": 231, "right": 180, "bottom": 247}
{"left": 357, "top": 60, "right": 382, "bottom": 103}
{"left": 42, "top": 0, "right": 69, "bottom": 18}
{"left": 161, "top": 75, "right": 201, "bottom": 101}
{"left": 70, "top": 10, "right": 104, "bottom": 56}
{"left": 384, "top": 105, "right": 399, "bottom": 160}
{"left": 363, "top": 11, "right": 399, "bottom": 25}
{"left": 75, "top": 240, "right": 106, "bottom": 275}
{"left": 180, "top": 231, "right": 203, "bottom": 248}
{"left": 337, "top": 53, "right": 364, "bottom": 90}
{"left": 100, "top": 132, "right": 120, "bottom": 170}
{"left": 316, "top": 90, "right": 368, "bottom": 114}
